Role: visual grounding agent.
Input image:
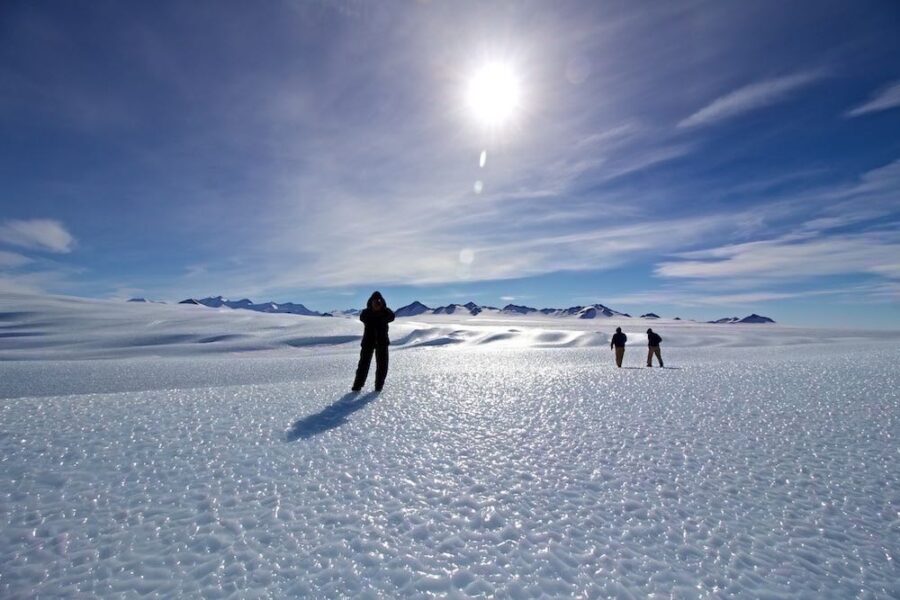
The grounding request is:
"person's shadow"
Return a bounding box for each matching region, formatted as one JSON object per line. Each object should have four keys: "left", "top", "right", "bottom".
{"left": 286, "top": 391, "right": 379, "bottom": 441}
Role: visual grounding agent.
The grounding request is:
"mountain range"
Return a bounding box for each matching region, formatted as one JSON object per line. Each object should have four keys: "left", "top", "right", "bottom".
{"left": 394, "top": 302, "right": 773, "bottom": 323}
{"left": 165, "top": 296, "right": 775, "bottom": 323}
{"left": 177, "top": 296, "right": 321, "bottom": 316}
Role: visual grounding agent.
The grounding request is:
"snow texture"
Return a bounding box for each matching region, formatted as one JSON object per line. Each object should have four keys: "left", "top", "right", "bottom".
{"left": 1, "top": 293, "right": 898, "bottom": 598}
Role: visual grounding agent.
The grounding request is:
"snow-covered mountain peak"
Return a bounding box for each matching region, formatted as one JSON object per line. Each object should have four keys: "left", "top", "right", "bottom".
{"left": 395, "top": 301, "right": 431, "bottom": 317}
{"left": 502, "top": 304, "right": 538, "bottom": 314}
{"left": 708, "top": 314, "right": 776, "bottom": 324}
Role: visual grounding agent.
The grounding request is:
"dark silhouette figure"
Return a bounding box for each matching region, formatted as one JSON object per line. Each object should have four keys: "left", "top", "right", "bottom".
{"left": 646, "top": 328, "right": 664, "bottom": 367}
{"left": 610, "top": 327, "right": 627, "bottom": 367}
{"left": 286, "top": 392, "right": 378, "bottom": 441}
{"left": 352, "top": 291, "right": 395, "bottom": 391}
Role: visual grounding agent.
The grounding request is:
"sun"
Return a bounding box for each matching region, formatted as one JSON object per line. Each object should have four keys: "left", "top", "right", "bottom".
{"left": 466, "top": 62, "right": 521, "bottom": 127}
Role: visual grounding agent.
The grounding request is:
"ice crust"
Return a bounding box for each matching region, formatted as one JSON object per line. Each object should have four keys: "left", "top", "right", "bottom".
{"left": 1, "top": 295, "right": 899, "bottom": 597}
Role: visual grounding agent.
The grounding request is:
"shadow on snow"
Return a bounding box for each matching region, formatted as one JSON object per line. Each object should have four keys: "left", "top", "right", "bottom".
{"left": 286, "top": 391, "right": 379, "bottom": 441}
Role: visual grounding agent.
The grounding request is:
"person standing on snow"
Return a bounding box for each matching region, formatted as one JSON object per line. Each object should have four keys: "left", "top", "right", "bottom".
{"left": 646, "top": 328, "right": 664, "bottom": 367}
{"left": 610, "top": 327, "right": 627, "bottom": 368}
{"left": 352, "top": 291, "right": 395, "bottom": 392}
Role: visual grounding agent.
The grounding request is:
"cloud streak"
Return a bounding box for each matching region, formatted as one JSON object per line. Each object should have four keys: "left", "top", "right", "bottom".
{"left": 656, "top": 231, "right": 900, "bottom": 280}
{"left": 846, "top": 80, "right": 900, "bottom": 117}
{"left": 607, "top": 287, "right": 848, "bottom": 308}
{"left": 678, "top": 70, "right": 826, "bottom": 128}
{"left": 0, "top": 251, "right": 31, "bottom": 268}
{"left": 0, "top": 219, "right": 75, "bottom": 253}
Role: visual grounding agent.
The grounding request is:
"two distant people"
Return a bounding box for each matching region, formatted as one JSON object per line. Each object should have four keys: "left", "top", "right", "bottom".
{"left": 351, "top": 292, "right": 664, "bottom": 384}
{"left": 352, "top": 291, "right": 395, "bottom": 392}
{"left": 609, "top": 327, "right": 664, "bottom": 368}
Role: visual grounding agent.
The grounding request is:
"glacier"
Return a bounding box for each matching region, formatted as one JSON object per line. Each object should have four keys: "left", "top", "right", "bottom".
{"left": 1, "top": 293, "right": 898, "bottom": 598}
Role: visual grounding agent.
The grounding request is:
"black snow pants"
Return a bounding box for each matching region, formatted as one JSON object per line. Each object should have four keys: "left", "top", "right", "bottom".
{"left": 353, "top": 343, "right": 388, "bottom": 390}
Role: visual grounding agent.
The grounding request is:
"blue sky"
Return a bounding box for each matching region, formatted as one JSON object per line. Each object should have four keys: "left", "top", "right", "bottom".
{"left": 1, "top": 0, "right": 899, "bottom": 327}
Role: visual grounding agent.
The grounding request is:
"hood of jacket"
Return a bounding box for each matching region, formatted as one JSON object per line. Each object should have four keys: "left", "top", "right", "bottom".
{"left": 366, "top": 291, "right": 386, "bottom": 310}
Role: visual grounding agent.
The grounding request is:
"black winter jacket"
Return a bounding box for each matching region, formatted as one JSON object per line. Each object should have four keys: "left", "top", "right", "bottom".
{"left": 610, "top": 332, "right": 627, "bottom": 348}
{"left": 360, "top": 292, "right": 395, "bottom": 347}
{"left": 360, "top": 308, "right": 395, "bottom": 347}
{"left": 647, "top": 332, "right": 662, "bottom": 346}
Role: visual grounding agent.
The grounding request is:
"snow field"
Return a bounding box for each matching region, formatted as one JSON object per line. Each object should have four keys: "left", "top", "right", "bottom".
{"left": 2, "top": 343, "right": 898, "bottom": 598}
{"left": 3, "top": 293, "right": 898, "bottom": 363}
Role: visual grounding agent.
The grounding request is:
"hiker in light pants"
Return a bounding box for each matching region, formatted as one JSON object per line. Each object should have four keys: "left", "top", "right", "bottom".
{"left": 610, "top": 327, "right": 627, "bottom": 367}
{"left": 646, "top": 328, "right": 663, "bottom": 367}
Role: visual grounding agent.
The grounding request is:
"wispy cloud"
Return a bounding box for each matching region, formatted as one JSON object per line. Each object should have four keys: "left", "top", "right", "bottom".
{"left": 850, "top": 281, "right": 900, "bottom": 303}
{"left": 607, "top": 287, "right": 846, "bottom": 308}
{"left": 656, "top": 231, "right": 900, "bottom": 280}
{"left": 169, "top": 97, "right": 704, "bottom": 294}
{"left": 846, "top": 80, "right": 900, "bottom": 117}
{"left": 0, "top": 276, "right": 42, "bottom": 295}
{"left": 641, "top": 158, "right": 900, "bottom": 307}
{"left": 0, "top": 269, "right": 74, "bottom": 295}
{"left": 0, "top": 250, "right": 31, "bottom": 268}
{"left": 247, "top": 203, "right": 763, "bottom": 291}
{"left": 0, "top": 219, "right": 82, "bottom": 297}
{"left": 0, "top": 219, "right": 75, "bottom": 253}
{"left": 678, "top": 70, "right": 826, "bottom": 128}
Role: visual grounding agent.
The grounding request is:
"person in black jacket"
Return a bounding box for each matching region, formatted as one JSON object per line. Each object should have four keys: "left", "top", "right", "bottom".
{"left": 610, "top": 327, "right": 627, "bottom": 368}
{"left": 646, "top": 328, "right": 663, "bottom": 367}
{"left": 352, "top": 291, "right": 395, "bottom": 392}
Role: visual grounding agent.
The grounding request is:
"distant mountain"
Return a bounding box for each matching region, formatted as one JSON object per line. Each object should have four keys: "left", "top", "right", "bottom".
{"left": 538, "top": 307, "right": 577, "bottom": 317}
{"left": 270, "top": 302, "right": 321, "bottom": 316}
{"left": 432, "top": 303, "right": 480, "bottom": 316}
{"left": 708, "top": 314, "right": 776, "bottom": 324}
{"left": 128, "top": 298, "right": 166, "bottom": 304}
{"left": 227, "top": 298, "right": 254, "bottom": 310}
{"left": 532, "top": 304, "right": 628, "bottom": 318}
{"left": 641, "top": 313, "right": 660, "bottom": 319}
{"left": 179, "top": 296, "right": 322, "bottom": 316}
{"left": 395, "top": 301, "right": 431, "bottom": 317}
{"left": 127, "top": 297, "right": 148, "bottom": 303}
{"left": 192, "top": 295, "right": 226, "bottom": 307}
{"left": 569, "top": 304, "right": 630, "bottom": 319}
{"left": 738, "top": 314, "right": 775, "bottom": 324}
{"left": 502, "top": 304, "right": 538, "bottom": 314}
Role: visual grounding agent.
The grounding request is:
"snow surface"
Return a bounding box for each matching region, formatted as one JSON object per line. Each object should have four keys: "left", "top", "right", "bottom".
{"left": 1, "top": 293, "right": 899, "bottom": 598}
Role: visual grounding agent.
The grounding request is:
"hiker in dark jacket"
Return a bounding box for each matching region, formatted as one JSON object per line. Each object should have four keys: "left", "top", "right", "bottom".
{"left": 352, "top": 291, "right": 395, "bottom": 392}
{"left": 610, "top": 327, "right": 627, "bottom": 368}
{"left": 646, "top": 328, "right": 664, "bottom": 367}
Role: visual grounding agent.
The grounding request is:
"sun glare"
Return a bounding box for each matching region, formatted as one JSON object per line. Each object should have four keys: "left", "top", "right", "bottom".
{"left": 466, "top": 62, "right": 521, "bottom": 127}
